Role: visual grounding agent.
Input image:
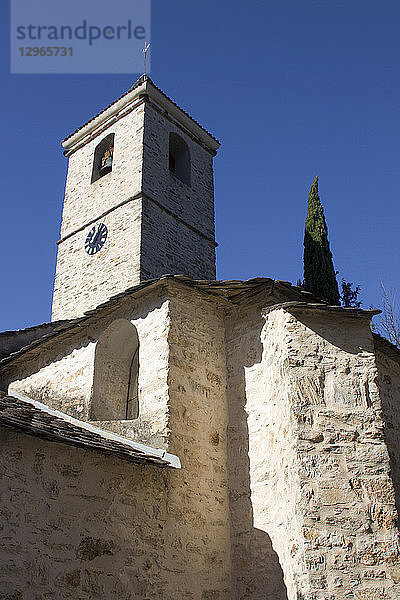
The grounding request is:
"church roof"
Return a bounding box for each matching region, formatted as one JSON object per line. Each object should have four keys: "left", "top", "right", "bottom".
{"left": 265, "top": 300, "right": 379, "bottom": 316}
{"left": 0, "top": 319, "right": 76, "bottom": 360}
{"left": 0, "top": 391, "right": 180, "bottom": 468}
{"left": 62, "top": 74, "right": 220, "bottom": 153}
{"left": 0, "top": 275, "right": 381, "bottom": 367}
{"left": 372, "top": 332, "right": 400, "bottom": 362}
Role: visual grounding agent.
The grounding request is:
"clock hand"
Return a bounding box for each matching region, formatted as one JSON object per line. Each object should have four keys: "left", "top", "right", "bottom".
{"left": 92, "top": 227, "right": 100, "bottom": 246}
{"left": 85, "top": 223, "right": 107, "bottom": 255}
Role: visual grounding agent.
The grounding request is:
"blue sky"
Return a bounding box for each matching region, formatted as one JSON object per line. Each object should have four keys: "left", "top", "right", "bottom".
{"left": 1, "top": 0, "right": 399, "bottom": 331}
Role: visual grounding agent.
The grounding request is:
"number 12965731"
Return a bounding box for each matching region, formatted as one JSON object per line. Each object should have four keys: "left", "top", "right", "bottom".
{"left": 19, "top": 47, "right": 73, "bottom": 56}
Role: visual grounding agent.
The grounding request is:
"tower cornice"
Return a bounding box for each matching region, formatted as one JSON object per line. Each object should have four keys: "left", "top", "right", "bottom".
{"left": 62, "top": 75, "right": 220, "bottom": 156}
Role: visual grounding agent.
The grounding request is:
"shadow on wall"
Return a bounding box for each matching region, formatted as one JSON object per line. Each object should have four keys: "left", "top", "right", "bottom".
{"left": 235, "top": 527, "right": 289, "bottom": 600}
{"left": 226, "top": 313, "right": 289, "bottom": 600}
{"left": 383, "top": 428, "right": 400, "bottom": 523}
{"left": 90, "top": 319, "right": 139, "bottom": 421}
{"left": 0, "top": 428, "right": 168, "bottom": 600}
{"left": 374, "top": 349, "right": 400, "bottom": 522}
{"left": 289, "top": 309, "right": 373, "bottom": 356}
{"left": 1, "top": 295, "right": 166, "bottom": 417}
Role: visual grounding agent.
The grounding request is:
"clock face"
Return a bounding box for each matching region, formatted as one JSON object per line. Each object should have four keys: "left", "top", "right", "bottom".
{"left": 85, "top": 223, "right": 108, "bottom": 255}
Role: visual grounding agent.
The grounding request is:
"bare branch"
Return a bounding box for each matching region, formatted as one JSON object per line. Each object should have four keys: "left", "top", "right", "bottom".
{"left": 379, "top": 282, "right": 400, "bottom": 347}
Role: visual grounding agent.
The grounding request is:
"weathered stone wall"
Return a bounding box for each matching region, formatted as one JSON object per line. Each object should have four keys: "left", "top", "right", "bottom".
{"left": 5, "top": 288, "right": 171, "bottom": 449}
{"left": 225, "top": 300, "right": 292, "bottom": 600}
{"left": 140, "top": 102, "right": 217, "bottom": 281}
{"left": 142, "top": 102, "right": 216, "bottom": 241}
{"left": 248, "top": 308, "right": 309, "bottom": 600}
{"left": 52, "top": 200, "right": 143, "bottom": 322}
{"left": 4, "top": 282, "right": 400, "bottom": 599}
{"left": 244, "top": 307, "right": 400, "bottom": 600}
{"left": 52, "top": 98, "right": 217, "bottom": 322}
{"left": 226, "top": 303, "right": 400, "bottom": 600}
{"left": 1, "top": 282, "right": 232, "bottom": 600}
{"left": 0, "top": 425, "right": 169, "bottom": 600}
{"left": 8, "top": 341, "right": 95, "bottom": 417}
{"left": 141, "top": 196, "right": 216, "bottom": 281}
{"left": 52, "top": 103, "right": 145, "bottom": 321}
{"left": 286, "top": 309, "right": 400, "bottom": 600}
{"left": 59, "top": 105, "right": 145, "bottom": 238}
{"left": 375, "top": 345, "right": 400, "bottom": 526}
{"left": 165, "top": 283, "right": 231, "bottom": 599}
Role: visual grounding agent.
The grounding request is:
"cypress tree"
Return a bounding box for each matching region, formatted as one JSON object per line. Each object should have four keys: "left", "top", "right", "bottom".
{"left": 303, "top": 176, "right": 340, "bottom": 305}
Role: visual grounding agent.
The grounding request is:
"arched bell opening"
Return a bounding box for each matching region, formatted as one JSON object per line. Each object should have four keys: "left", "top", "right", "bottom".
{"left": 169, "top": 132, "right": 191, "bottom": 186}
{"left": 90, "top": 319, "right": 139, "bottom": 421}
{"left": 91, "top": 133, "right": 115, "bottom": 183}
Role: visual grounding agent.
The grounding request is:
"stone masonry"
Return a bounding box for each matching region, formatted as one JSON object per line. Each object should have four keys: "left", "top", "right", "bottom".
{"left": 1, "top": 75, "right": 399, "bottom": 599}
{"left": 7, "top": 285, "right": 172, "bottom": 450}
{"left": 2, "top": 278, "right": 400, "bottom": 599}
{"left": 52, "top": 76, "right": 218, "bottom": 321}
{"left": 0, "top": 426, "right": 169, "bottom": 600}
{"left": 2, "top": 279, "right": 232, "bottom": 600}
{"left": 226, "top": 296, "right": 400, "bottom": 599}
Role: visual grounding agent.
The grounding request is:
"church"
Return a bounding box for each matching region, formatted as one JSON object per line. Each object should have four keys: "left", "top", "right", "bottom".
{"left": 0, "top": 75, "right": 399, "bottom": 600}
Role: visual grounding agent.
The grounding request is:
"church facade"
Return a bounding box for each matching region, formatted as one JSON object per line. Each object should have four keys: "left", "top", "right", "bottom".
{"left": 0, "top": 76, "right": 399, "bottom": 600}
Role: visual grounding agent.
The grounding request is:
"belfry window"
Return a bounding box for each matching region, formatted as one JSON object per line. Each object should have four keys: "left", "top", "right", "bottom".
{"left": 91, "top": 133, "right": 115, "bottom": 183}
{"left": 169, "top": 132, "right": 191, "bottom": 186}
{"left": 90, "top": 319, "right": 139, "bottom": 420}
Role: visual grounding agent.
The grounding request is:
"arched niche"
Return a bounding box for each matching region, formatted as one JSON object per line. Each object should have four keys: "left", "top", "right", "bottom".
{"left": 91, "top": 133, "right": 115, "bottom": 183}
{"left": 169, "top": 132, "right": 191, "bottom": 185}
{"left": 90, "top": 319, "right": 139, "bottom": 421}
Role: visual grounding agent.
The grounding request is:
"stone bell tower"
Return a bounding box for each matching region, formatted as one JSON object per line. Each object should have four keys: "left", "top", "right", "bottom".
{"left": 51, "top": 75, "right": 220, "bottom": 321}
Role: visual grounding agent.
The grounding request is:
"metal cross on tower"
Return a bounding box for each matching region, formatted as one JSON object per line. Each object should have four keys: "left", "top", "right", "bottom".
{"left": 142, "top": 42, "right": 150, "bottom": 75}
